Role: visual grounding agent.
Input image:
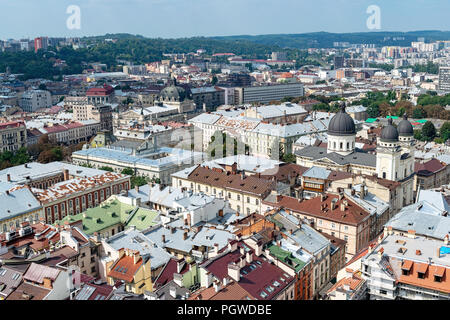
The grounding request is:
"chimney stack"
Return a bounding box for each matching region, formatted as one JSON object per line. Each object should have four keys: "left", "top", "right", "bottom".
{"left": 63, "top": 169, "right": 70, "bottom": 181}
{"left": 6, "top": 174, "right": 11, "bottom": 182}
{"left": 340, "top": 203, "right": 346, "bottom": 212}
{"left": 161, "top": 234, "right": 166, "bottom": 243}
{"left": 183, "top": 232, "right": 188, "bottom": 240}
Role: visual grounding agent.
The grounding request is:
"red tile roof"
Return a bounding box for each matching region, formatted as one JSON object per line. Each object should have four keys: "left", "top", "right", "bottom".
{"left": 108, "top": 255, "right": 143, "bottom": 283}
{"left": 415, "top": 159, "right": 447, "bottom": 176}
{"left": 154, "top": 259, "right": 189, "bottom": 289}
{"left": 202, "top": 242, "right": 294, "bottom": 300}
{"left": 188, "top": 166, "right": 275, "bottom": 197}
{"left": 265, "top": 194, "right": 371, "bottom": 226}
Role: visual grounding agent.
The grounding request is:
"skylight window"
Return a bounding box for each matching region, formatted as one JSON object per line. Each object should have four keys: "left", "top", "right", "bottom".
{"left": 273, "top": 281, "right": 280, "bottom": 287}
{"left": 266, "top": 286, "right": 275, "bottom": 293}
{"left": 259, "top": 291, "right": 268, "bottom": 298}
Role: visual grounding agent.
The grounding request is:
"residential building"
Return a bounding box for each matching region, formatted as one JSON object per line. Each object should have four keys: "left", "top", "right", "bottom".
{"left": 0, "top": 121, "right": 27, "bottom": 152}
{"left": 264, "top": 192, "right": 373, "bottom": 260}
{"left": 19, "top": 90, "right": 52, "bottom": 112}
{"left": 414, "top": 158, "right": 450, "bottom": 192}
{"left": 196, "top": 240, "right": 296, "bottom": 300}
{"left": 439, "top": 66, "right": 450, "bottom": 93}
{"left": 191, "top": 86, "right": 225, "bottom": 111}
{"left": 172, "top": 164, "right": 276, "bottom": 215}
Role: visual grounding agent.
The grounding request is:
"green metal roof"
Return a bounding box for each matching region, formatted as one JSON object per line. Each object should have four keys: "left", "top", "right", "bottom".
{"left": 386, "top": 116, "right": 399, "bottom": 119}
{"left": 55, "top": 199, "right": 159, "bottom": 234}
{"left": 365, "top": 118, "right": 377, "bottom": 123}
{"left": 416, "top": 119, "right": 427, "bottom": 124}
{"left": 267, "top": 243, "right": 307, "bottom": 273}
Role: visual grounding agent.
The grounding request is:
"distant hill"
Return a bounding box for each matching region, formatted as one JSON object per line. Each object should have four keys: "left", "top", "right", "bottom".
{"left": 210, "top": 31, "right": 450, "bottom": 49}
{"left": 84, "top": 30, "right": 450, "bottom": 50}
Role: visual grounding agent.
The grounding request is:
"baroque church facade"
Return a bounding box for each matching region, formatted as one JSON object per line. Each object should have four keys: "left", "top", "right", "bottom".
{"left": 296, "top": 106, "right": 415, "bottom": 207}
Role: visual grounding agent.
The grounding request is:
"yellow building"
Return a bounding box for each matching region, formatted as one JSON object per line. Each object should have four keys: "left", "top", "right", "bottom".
{"left": 107, "top": 249, "right": 153, "bottom": 294}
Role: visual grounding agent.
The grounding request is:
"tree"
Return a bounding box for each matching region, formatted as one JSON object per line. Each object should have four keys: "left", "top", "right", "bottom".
{"left": 121, "top": 167, "right": 134, "bottom": 176}
{"left": 440, "top": 122, "right": 450, "bottom": 142}
{"left": 99, "top": 166, "right": 114, "bottom": 172}
{"left": 211, "top": 75, "right": 218, "bottom": 85}
{"left": 421, "top": 121, "right": 436, "bottom": 141}
{"left": 367, "top": 104, "right": 380, "bottom": 118}
{"left": 396, "top": 107, "right": 406, "bottom": 117}
{"left": 131, "top": 176, "right": 148, "bottom": 189}
{"left": 282, "top": 153, "right": 296, "bottom": 163}
{"left": 414, "top": 130, "right": 423, "bottom": 141}
{"left": 412, "top": 107, "right": 426, "bottom": 119}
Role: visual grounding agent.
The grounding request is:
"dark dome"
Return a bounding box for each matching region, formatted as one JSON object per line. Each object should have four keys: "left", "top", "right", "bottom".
{"left": 160, "top": 85, "right": 186, "bottom": 102}
{"left": 381, "top": 118, "right": 399, "bottom": 142}
{"left": 397, "top": 114, "right": 414, "bottom": 136}
{"left": 328, "top": 105, "right": 356, "bottom": 136}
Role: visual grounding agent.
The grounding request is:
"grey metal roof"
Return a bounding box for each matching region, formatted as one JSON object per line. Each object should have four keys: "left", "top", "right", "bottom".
{"left": 105, "top": 228, "right": 172, "bottom": 270}
{"left": 302, "top": 166, "right": 331, "bottom": 180}
{"left": 386, "top": 200, "right": 450, "bottom": 240}
{"left": 295, "top": 146, "right": 376, "bottom": 167}
{"left": 0, "top": 188, "right": 41, "bottom": 222}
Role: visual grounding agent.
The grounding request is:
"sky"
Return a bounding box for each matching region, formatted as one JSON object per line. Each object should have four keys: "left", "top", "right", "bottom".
{"left": 0, "top": 0, "right": 449, "bottom": 40}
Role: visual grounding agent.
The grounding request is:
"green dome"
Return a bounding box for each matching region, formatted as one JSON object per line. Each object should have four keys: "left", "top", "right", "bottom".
{"left": 160, "top": 85, "right": 186, "bottom": 102}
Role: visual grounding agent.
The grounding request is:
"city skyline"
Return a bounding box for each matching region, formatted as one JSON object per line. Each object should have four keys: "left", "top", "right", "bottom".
{"left": 0, "top": 0, "right": 449, "bottom": 39}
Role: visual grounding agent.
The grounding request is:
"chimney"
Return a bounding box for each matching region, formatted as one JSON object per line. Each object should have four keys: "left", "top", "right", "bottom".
{"left": 63, "top": 169, "right": 70, "bottom": 181}
{"left": 6, "top": 174, "right": 11, "bottom": 182}
{"left": 135, "top": 185, "right": 139, "bottom": 193}
{"left": 214, "top": 243, "right": 219, "bottom": 255}
{"left": 331, "top": 201, "right": 337, "bottom": 210}
{"left": 183, "top": 232, "right": 188, "bottom": 240}
{"left": 5, "top": 190, "right": 10, "bottom": 196}
{"left": 161, "top": 234, "right": 166, "bottom": 243}
{"left": 213, "top": 281, "right": 221, "bottom": 292}
{"left": 218, "top": 209, "right": 223, "bottom": 217}
{"left": 407, "top": 229, "right": 416, "bottom": 239}
{"left": 340, "top": 203, "right": 346, "bottom": 212}
{"left": 445, "top": 235, "right": 449, "bottom": 245}
{"left": 133, "top": 252, "right": 140, "bottom": 265}
{"left": 227, "top": 263, "right": 240, "bottom": 282}
{"left": 246, "top": 251, "right": 253, "bottom": 264}
{"left": 437, "top": 248, "right": 441, "bottom": 259}
{"left": 176, "top": 259, "right": 184, "bottom": 273}
{"left": 169, "top": 286, "right": 177, "bottom": 299}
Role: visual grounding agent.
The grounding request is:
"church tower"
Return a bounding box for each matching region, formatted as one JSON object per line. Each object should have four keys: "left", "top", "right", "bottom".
{"left": 376, "top": 118, "right": 402, "bottom": 181}
{"left": 327, "top": 105, "right": 356, "bottom": 156}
